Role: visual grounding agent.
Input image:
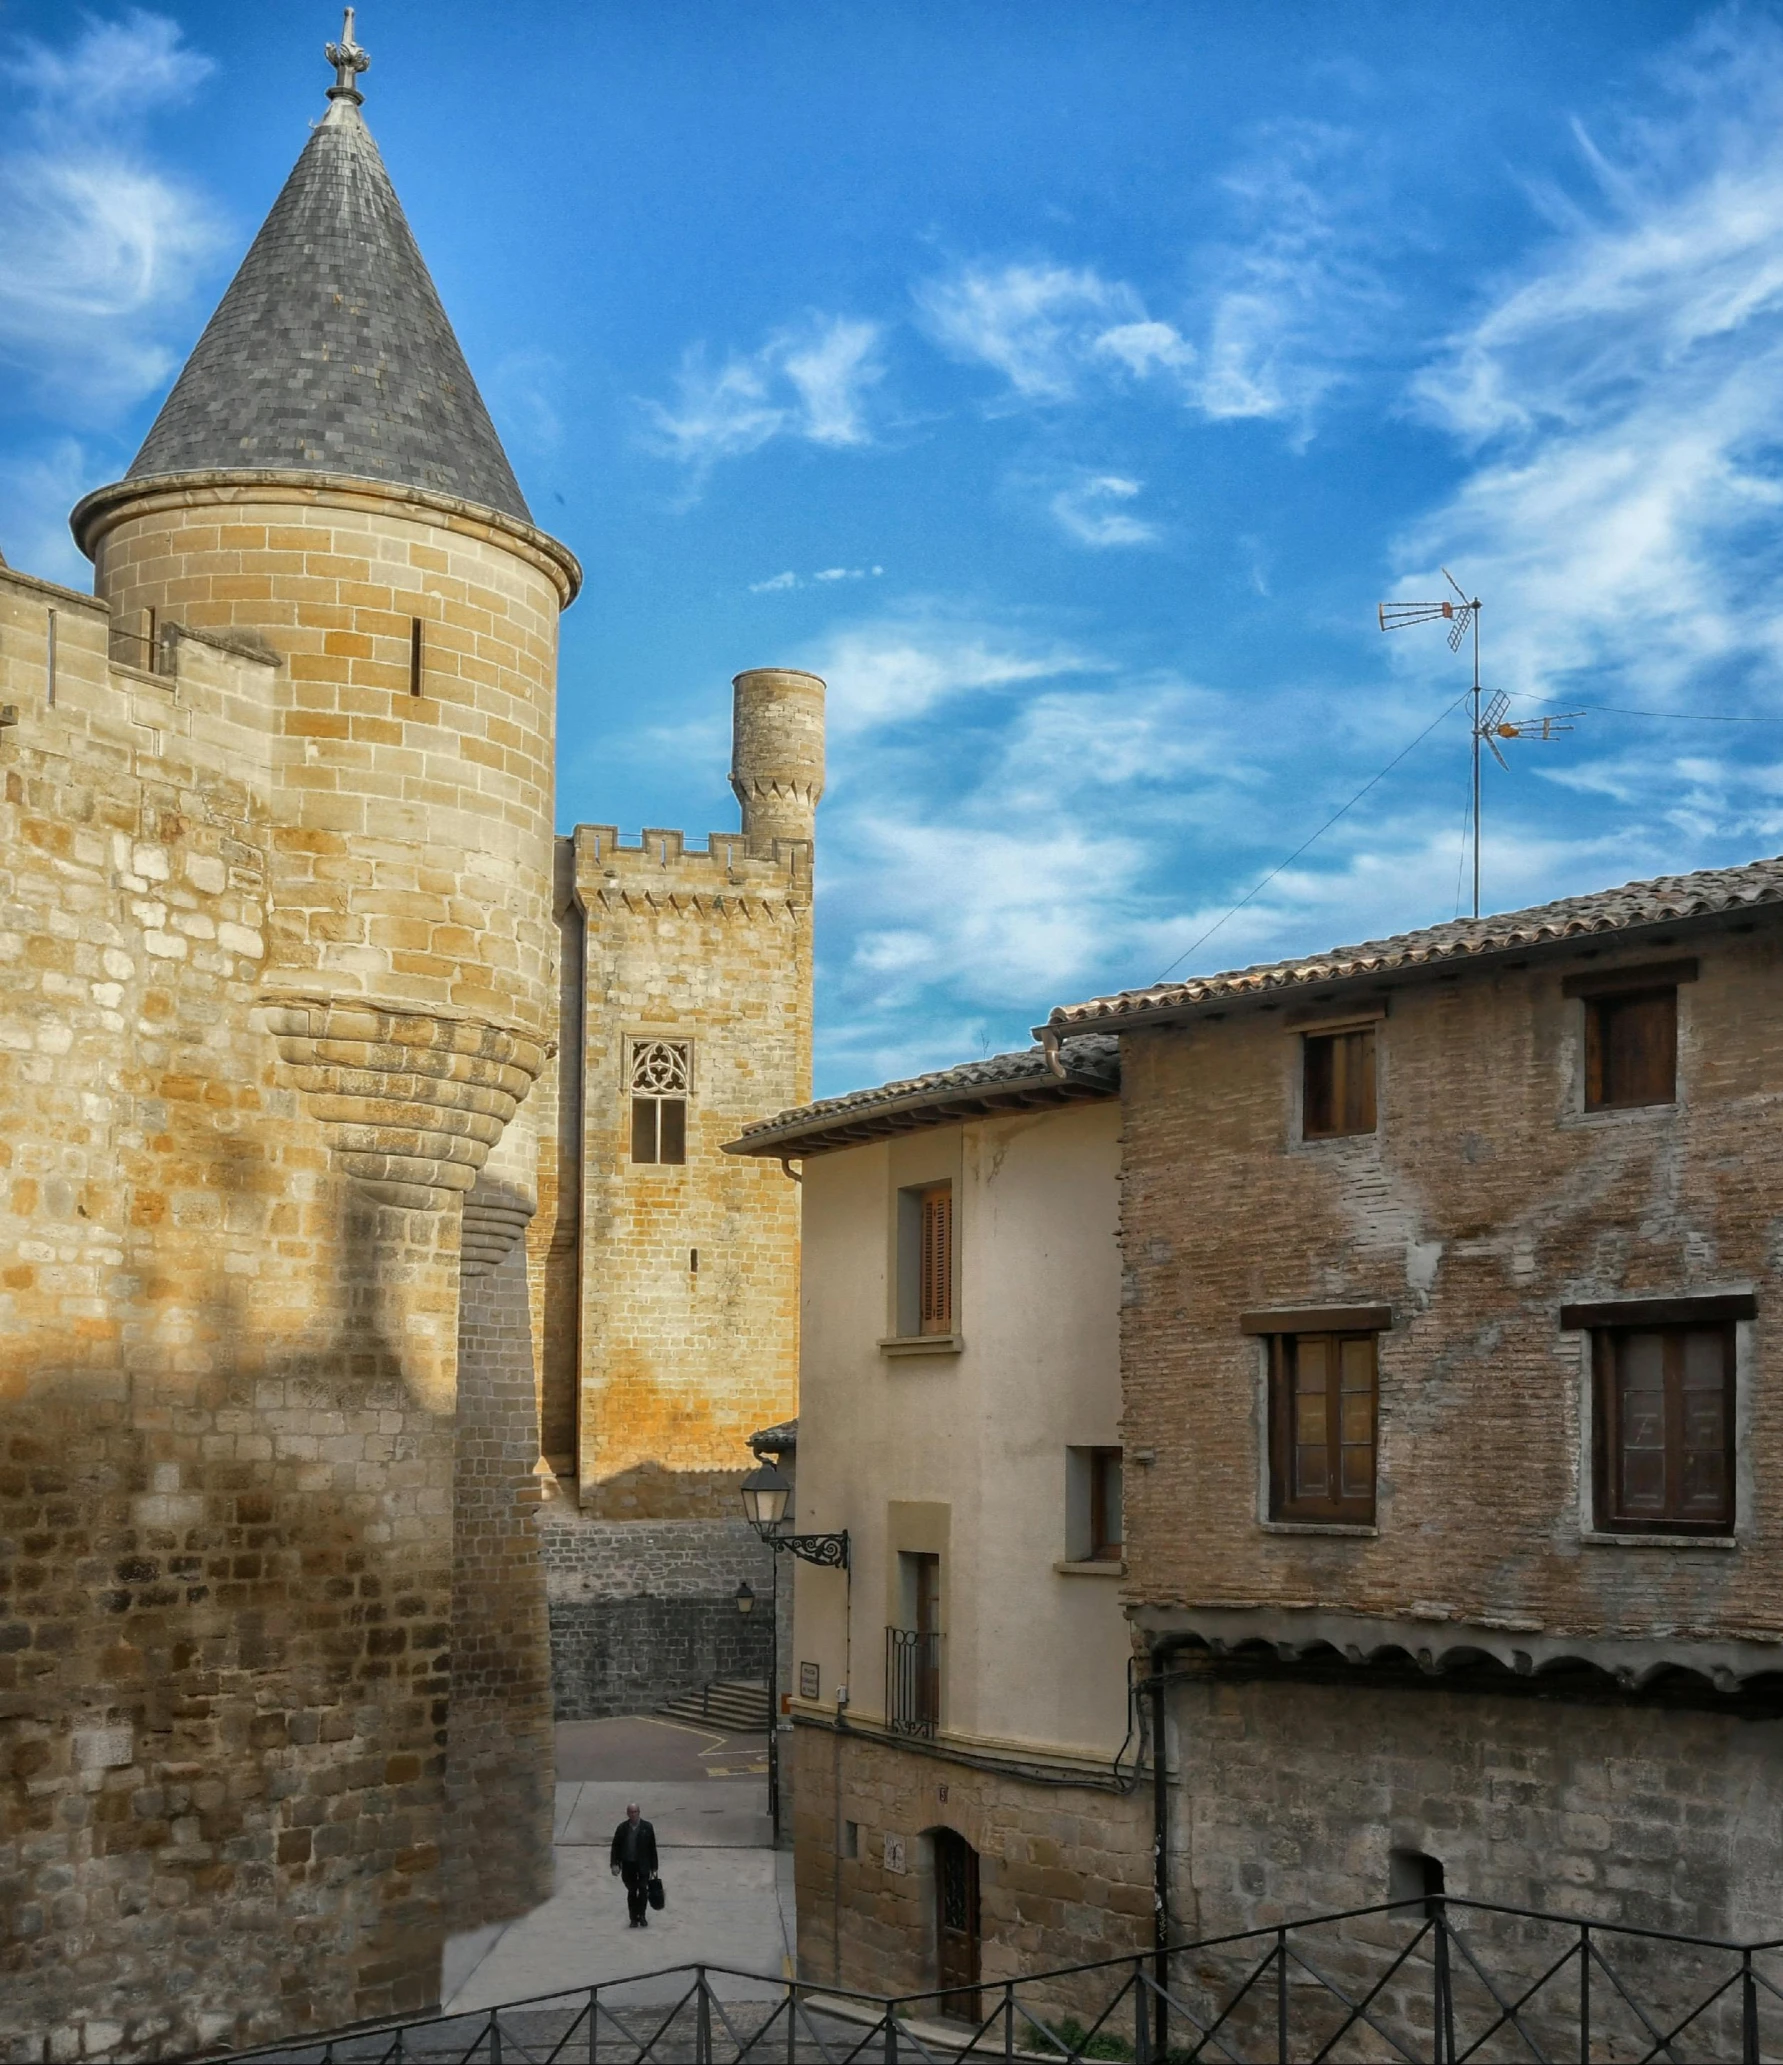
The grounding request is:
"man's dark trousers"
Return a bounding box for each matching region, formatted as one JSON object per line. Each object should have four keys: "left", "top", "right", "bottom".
{"left": 610, "top": 1817, "right": 659, "bottom": 1925}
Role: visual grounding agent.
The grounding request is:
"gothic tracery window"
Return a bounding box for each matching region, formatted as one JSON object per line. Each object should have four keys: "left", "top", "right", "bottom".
{"left": 629, "top": 1039, "right": 690, "bottom": 1164}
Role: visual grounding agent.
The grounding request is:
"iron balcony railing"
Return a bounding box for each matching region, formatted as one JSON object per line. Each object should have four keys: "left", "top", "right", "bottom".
{"left": 190, "top": 1894, "right": 1783, "bottom": 2065}
{"left": 885, "top": 1625, "right": 940, "bottom": 1738}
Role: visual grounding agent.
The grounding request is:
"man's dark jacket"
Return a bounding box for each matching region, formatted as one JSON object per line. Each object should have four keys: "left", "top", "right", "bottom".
{"left": 610, "top": 1818, "right": 660, "bottom": 1876}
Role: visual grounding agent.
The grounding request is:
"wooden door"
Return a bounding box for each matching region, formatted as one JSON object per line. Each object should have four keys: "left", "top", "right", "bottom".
{"left": 934, "top": 1828, "right": 980, "bottom": 2021}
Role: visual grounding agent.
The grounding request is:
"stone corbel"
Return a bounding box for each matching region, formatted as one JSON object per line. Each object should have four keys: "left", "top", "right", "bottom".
{"left": 263, "top": 997, "right": 545, "bottom": 1211}
{"left": 461, "top": 1182, "right": 536, "bottom": 1277}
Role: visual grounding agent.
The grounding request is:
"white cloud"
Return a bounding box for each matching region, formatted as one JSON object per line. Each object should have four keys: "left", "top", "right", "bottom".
{"left": 750, "top": 571, "right": 799, "bottom": 593}
{"left": 914, "top": 261, "right": 1152, "bottom": 402}
{"left": 807, "top": 610, "right": 1100, "bottom": 735}
{"left": 644, "top": 314, "right": 885, "bottom": 471}
{"left": 0, "top": 439, "right": 95, "bottom": 587}
{"left": 1398, "top": 18, "right": 1783, "bottom": 713}
{"left": 0, "top": 11, "right": 223, "bottom": 415}
{"left": 913, "top": 127, "right": 1384, "bottom": 431}
{"left": 1049, "top": 475, "right": 1157, "bottom": 548}
{"left": 488, "top": 350, "right": 565, "bottom": 452}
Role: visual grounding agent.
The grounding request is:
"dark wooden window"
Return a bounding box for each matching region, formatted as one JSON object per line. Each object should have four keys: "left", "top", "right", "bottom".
{"left": 918, "top": 1183, "right": 953, "bottom": 1335}
{"left": 1089, "top": 1448, "right": 1123, "bottom": 1559}
{"left": 630, "top": 1094, "right": 686, "bottom": 1164}
{"left": 1594, "top": 1324, "right": 1734, "bottom": 1534}
{"left": 1584, "top": 988, "right": 1676, "bottom": 1110}
{"left": 1269, "top": 1330, "right": 1378, "bottom": 1523}
{"left": 409, "top": 617, "right": 424, "bottom": 696}
{"left": 1303, "top": 1027, "right": 1376, "bottom": 1139}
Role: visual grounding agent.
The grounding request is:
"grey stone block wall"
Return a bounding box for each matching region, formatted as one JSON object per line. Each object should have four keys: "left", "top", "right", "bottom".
{"left": 541, "top": 1512, "right": 776, "bottom": 1719}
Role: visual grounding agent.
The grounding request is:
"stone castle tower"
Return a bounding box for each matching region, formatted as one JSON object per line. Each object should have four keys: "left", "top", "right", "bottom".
{"left": 537, "top": 667, "right": 822, "bottom": 1713}
{"left": 0, "top": 17, "right": 816, "bottom": 2053}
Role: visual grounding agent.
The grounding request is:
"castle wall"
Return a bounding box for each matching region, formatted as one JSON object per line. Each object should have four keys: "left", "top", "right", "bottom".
{"left": 564, "top": 822, "right": 810, "bottom": 1518}
{"left": 0, "top": 469, "right": 574, "bottom": 2052}
{"left": 541, "top": 1515, "right": 772, "bottom": 1717}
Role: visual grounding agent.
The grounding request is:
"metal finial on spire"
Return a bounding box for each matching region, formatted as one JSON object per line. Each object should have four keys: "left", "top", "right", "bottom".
{"left": 325, "top": 7, "right": 370, "bottom": 103}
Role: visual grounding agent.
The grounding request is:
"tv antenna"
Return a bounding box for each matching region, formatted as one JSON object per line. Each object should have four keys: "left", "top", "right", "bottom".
{"left": 1377, "top": 570, "right": 1579, "bottom": 918}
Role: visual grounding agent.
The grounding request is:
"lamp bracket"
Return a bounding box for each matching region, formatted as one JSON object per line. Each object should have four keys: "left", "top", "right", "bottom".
{"left": 770, "top": 1530, "right": 849, "bottom": 1571}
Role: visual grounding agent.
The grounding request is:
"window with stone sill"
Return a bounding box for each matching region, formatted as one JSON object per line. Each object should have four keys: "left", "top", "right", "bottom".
{"left": 629, "top": 1038, "right": 690, "bottom": 1165}
{"left": 1268, "top": 1329, "right": 1379, "bottom": 1525}
{"left": 1593, "top": 1323, "right": 1734, "bottom": 1535}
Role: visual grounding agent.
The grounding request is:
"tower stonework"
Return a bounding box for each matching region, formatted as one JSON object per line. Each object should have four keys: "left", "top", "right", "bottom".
{"left": 0, "top": 28, "right": 573, "bottom": 2054}
{"left": 538, "top": 672, "right": 821, "bottom": 1718}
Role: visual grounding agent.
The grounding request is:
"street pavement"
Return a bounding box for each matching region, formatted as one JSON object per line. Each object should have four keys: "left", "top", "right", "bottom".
{"left": 443, "top": 1717, "right": 791, "bottom": 2013}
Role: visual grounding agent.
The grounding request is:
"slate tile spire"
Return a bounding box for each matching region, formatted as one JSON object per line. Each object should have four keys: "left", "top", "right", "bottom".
{"left": 125, "top": 11, "right": 531, "bottom": 524}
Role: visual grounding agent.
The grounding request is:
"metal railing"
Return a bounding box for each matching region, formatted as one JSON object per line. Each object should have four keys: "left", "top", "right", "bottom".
{"left": 885, "top": 1626, "right": 940, "bottom": 1738}
{"left": 190, "top": 1895, "right": 1783, "bottom": 2065}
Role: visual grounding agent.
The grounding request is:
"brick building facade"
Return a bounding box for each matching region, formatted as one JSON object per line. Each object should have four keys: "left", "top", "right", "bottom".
{"left": 1043, "top": 858, "right": 1783, "bottom": 1966}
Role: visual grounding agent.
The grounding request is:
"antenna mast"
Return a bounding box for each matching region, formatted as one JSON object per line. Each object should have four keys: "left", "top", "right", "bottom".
{"left": 1377, "top": 570, "right": 1578, "bottom": 919}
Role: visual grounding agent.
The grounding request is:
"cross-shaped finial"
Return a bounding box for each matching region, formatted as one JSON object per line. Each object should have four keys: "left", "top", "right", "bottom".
{"left": 325, "top": 7, "right": 370, "bottom": 103}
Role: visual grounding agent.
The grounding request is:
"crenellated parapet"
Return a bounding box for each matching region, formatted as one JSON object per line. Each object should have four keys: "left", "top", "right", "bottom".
{"left": 570, "top": 821, "right": 812, "bottom": 919}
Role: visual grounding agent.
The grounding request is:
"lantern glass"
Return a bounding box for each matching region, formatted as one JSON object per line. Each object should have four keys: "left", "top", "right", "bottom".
{"left": 740, "top": 1458, "right": 792, "bottom": 1531}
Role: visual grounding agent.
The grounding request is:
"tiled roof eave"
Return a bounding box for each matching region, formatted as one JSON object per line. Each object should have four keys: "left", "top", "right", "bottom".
{"left": 1044, "top": 867, "right": 1783, "bottom": 1036}
{"left": 726, "top": 1063, "right": 1118, "bottom": 1159}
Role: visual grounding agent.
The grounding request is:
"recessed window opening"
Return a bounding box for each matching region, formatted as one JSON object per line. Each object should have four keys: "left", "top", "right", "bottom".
{"left": 629, "top": 1039, "right": 690, "bottom": 1164}
{"left": 1388, "top": 1848, "right": 1445, "bottom": 1918}
{"left": 1594, "top": 1323, "right": 1733, "bottom": 1534}
{"left": 1303, "top": 1026, "right": 1376, "bottom": 1139}
{"left": 409, "top": 617, "right": 424, "bottom": 697}
{"left": 1066, "top": 1447, "right": 1124, "bottom": 1561}
{"left": 842, "top": 1820, "right": 860, "bottom": 1861}
{"left": 1584, "top": 988, "right": 1676, "bottom": 1110}
{"left": 1269, "top": 1330, "right": 1379, "bottom": 1524}
{"left": 689, "top": 1248, "right": 699, "bottom": 1273}
{"left": 895, "top": 1181, "right": 954, "bottom": 1337}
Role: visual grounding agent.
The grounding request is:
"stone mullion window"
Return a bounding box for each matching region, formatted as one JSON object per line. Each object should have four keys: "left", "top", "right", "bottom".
{"left": 628, "top": 1038, "right": 691, "bottom": 1165}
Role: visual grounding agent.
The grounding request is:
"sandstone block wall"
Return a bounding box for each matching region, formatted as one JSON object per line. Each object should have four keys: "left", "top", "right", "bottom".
{"left": 549, "top": 825, "right": 810, "bottom": 1518}
{"left": 540, "top": 1513, "right": 771, "bottom": 1716}
{"left": 790, "top": 1725, "right": 1149, "bottom": 2011}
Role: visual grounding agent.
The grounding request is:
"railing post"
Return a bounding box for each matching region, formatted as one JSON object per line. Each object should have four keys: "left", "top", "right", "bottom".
{"left": 1579, "top": 1924, "right": 1589, "bottom": 2065}
{"left": 788, "top": 1980, "right": 798, "bottom": 2065}
{"left": 885, "top": 2000, "right": 898, "bottom": 2065}
{"left": 1134, "top": 1962, "right": 1150, "bottom": 2065}
{"left": 1433, "top": 1905, "right": 1453, "bottom": 2065}
{"left": 488, "top": 2008, "right": 501, "bottom": 2065}
{"left": 1004, "top": 1981, "right": 1015, "bottom": 2064}
{"left": 698, "top": 1968, "right": 714, "bottom": 2065}
{"left": 1276, "top": 1927, "right": 1289, "bottom": 2065}
{"left": 590, "top": 1983, "right": 599, "bottom": 2065}
{"left": 1744, "top": 1947, "right": 1759, "bottom": 2065}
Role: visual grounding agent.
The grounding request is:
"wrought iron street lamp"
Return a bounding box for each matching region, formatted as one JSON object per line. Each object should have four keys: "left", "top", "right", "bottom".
{"left": 739, "top": 1457, "right": 849, "bottom": 1844}
{"left": 739, "top": 1458, "right": 848, "bottom": 1568}
{"left": 734, "top": 1580, "right": 755, "bottom": 1615}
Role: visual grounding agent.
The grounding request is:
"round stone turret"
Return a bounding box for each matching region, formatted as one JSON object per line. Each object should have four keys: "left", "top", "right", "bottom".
{"left": 730, "top": 667, "right": 826, "bottom": 858}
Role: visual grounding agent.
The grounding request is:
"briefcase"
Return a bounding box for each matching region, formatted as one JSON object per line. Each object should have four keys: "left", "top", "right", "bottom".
{"left": 647, "top": 1874, "right": 665, "bottom": 1911}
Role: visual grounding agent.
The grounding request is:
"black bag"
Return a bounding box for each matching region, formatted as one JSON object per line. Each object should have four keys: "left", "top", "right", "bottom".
{"left": 647, "top": 1874, "right": 665, "bottom": 1912}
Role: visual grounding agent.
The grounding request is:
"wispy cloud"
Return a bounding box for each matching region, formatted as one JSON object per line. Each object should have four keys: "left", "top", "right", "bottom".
{"left": 913, "top": 124, "right": 1386, "bottom": 435}
{"left": 1049, "top": 474, "right": 1157, "bottom": 547}
{"left": 644, "top": 314, "right": 884, "bottom": 472}
{"left": 807, "top": 607, "right": 1100, "bottom": 736}
{"left": 1399, "top": 18, "right": 1783, "bottom": 715}
{"left": 749, "top": 565, "right": 885, "bottom": 594}
{"left": 0, "top": 10, "right": 224, "bottom": 416}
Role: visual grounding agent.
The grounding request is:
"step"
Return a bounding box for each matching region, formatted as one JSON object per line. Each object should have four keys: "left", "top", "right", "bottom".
{"left": 655, "top": 1678, "right": 771, "bottom": 1731}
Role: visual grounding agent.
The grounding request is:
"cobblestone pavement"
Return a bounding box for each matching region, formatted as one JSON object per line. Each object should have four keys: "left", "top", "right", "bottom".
{"left": 443, "top": 1719, "right": 790, "bottom": 2012}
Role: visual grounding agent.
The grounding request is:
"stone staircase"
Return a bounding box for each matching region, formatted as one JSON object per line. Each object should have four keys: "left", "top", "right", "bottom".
{"left": 655, "top": 1678, "right": 771, "bottom": 1732}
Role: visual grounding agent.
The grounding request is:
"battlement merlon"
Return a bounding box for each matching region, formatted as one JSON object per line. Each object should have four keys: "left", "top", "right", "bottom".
{"left": 566, "top": 822, "right": 814, "bottom": 904}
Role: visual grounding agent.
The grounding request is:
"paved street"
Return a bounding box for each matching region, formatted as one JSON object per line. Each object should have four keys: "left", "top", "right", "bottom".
{"left": 443, "top": 1718, "right": 791, "bottom": 2013}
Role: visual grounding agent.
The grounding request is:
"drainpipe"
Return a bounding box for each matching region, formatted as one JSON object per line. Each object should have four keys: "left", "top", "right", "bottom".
{"left": 1150, "top": 1653, "right": 1170, "bottom": 2056}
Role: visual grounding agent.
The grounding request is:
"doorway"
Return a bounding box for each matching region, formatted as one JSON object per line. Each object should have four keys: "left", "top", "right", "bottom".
{"left": 933, "top": 1827, "right": 980, "bottom": 2021}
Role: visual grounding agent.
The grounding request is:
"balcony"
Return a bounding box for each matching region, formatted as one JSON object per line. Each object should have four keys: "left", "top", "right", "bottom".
{"left": 885, "top": 1626, "right": 941, "bottom": 1737}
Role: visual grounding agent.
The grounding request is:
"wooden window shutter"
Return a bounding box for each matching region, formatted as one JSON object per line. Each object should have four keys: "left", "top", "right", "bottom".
{"left": 919, "top": 1184, "right": 953, "bottom": 1335}
{"left": 1585, "top": 989, "right": 1677, "bottom": 1110}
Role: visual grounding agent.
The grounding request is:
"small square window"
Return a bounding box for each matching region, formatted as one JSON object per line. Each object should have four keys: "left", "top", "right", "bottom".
{"left": 1584, "top": 989, "right": 1676, "bottom": 1111}
{"left": 1269, "top": 1330, "right": 1378, "bottom": 1524}
{"left": 1303, "top": 1027, "right": 1376, "bottom": 1139}
{"left": 1593, "top": 1324, "right": 1733, "bottom": 1534}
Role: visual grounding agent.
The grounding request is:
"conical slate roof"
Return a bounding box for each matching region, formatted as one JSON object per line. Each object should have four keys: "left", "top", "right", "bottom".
{"left": 127, "top": 91, "right": 530, "bottom": 523}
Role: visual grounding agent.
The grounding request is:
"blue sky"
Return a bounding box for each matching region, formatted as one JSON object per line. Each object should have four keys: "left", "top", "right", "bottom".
{"left": 7, "top": 3, "right": 1783, "bottom": 1094}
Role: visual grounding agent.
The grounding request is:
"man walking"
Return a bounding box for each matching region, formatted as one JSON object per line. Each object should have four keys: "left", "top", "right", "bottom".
{"left": 609, "top": 1801, "right": 659, "bottom": 1928}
